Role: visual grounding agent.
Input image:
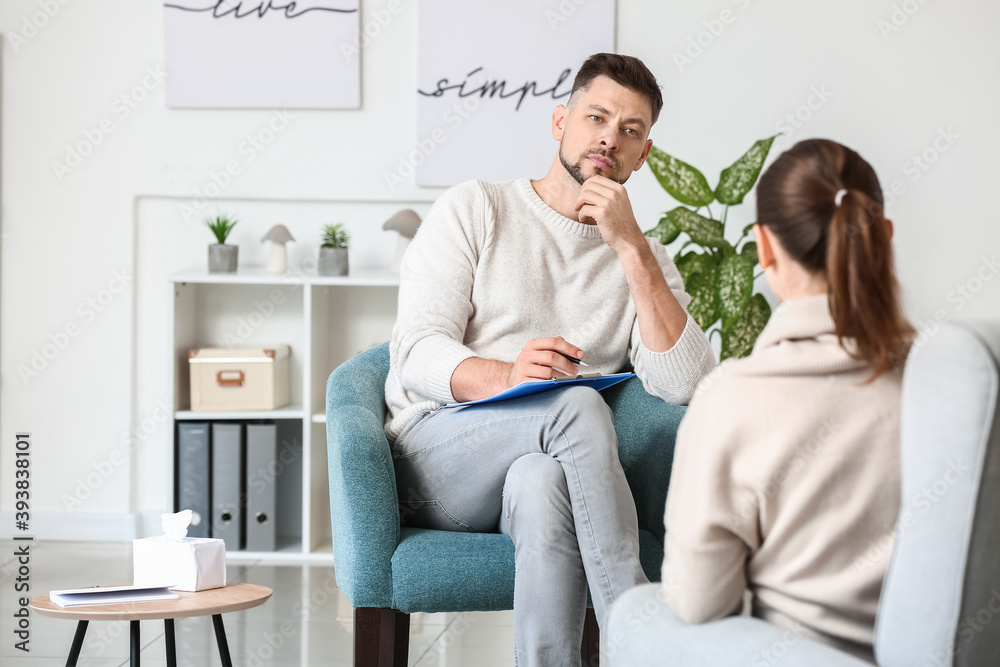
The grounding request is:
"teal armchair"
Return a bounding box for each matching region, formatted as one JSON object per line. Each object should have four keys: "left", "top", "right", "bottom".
{"left": 326, "top": 342, "right": 686, "bottom": 666}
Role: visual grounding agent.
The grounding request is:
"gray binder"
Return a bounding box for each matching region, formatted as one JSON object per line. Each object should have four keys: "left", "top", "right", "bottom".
{"left": 211, "top": 423, "right": 244, "bottom": 551}
{"left": 177, "top": 422, "right": 210, "bottom": 538}
{"left": 245, "top": 424, "right": 277, "bottom": 551}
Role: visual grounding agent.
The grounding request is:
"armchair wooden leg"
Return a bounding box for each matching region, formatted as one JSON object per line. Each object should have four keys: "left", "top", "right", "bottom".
{"left": 582, "top": 607, "right": 601, "bottom": 666}
{"left": 355, "top": 608, "right": 380, "bottom": 667}
{"left": 380, "top": 608, "right": 410, "bottom": 667}
{"left": 354, "top": 607, "right": 410, "bottom": 667}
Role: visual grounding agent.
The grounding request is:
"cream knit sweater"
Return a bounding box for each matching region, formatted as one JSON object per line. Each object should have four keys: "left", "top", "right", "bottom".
{"left": 662, "top": 294, "right": 903, "bottom": 663}
{"left": 383, "top": 178, "right": 716, "bottom": 443}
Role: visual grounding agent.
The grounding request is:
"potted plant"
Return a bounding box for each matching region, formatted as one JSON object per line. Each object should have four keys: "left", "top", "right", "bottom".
{"left": 319, "top": 223, "right": 349, "bottom": 276}
{"left": 205, "top": 214, "right": 239, "bottom": 273}
{"left": 644, "top": 135, "right": 778, "bottom": 360}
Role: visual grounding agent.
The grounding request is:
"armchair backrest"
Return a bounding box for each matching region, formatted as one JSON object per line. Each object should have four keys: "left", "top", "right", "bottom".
{"left": 876, "top": 322, "right": 1000, "bottom": 667}
{"left": 602, "top": 378, "right": 687, "bottom": 543}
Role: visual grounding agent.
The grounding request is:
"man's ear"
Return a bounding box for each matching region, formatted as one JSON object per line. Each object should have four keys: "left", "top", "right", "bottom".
{"left": 633, "top": 138, "right": 653, "bottom": 172}
{"left": 754, "top": 223, "right": 775, "bottom": 270}
{"left": 552, "top": 105, "right": 568, "bottom": 141}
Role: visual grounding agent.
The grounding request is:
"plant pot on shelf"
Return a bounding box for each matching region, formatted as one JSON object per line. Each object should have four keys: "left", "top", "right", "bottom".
{"left": 318, "top": 247, "right": 348, "bottom": 276}
{"left": 208, "top": 244, "right": 238, "bottom": 273}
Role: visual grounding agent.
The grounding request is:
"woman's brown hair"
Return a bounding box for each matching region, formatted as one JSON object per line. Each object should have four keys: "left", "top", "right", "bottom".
{"left": 756, "top": 139, "right": 913, "bottom": 380}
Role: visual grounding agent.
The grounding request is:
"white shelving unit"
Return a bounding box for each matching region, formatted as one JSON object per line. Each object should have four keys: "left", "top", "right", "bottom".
{"left": 167, "top": 265, "right": 399, "bottom": 562}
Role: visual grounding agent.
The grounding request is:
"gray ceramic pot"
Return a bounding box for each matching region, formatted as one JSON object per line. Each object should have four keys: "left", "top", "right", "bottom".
{"left": 318, "top": 247, "right": 349, "bottom": 276}
{"left": 208, "top": 244, "right": 238, "bottom": 273}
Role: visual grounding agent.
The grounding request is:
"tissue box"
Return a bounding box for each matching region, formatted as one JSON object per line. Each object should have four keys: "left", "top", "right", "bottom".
{"left": 133, "top": 536, "right": 226, "bottom": 592}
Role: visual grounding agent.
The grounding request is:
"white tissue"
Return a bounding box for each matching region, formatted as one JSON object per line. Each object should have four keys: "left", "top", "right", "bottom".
{"left": 162, "top": 509, "right": 193, "bottom": 541}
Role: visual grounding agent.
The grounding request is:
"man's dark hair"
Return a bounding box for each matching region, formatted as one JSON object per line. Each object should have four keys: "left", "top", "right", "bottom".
{"left": 568, "top": 53, "right": 663, "bottom": 127}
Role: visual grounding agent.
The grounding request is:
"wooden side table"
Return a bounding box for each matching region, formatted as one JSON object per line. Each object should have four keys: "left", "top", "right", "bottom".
{"left": 30, "top": 582, "right": 272, "bottom": 667}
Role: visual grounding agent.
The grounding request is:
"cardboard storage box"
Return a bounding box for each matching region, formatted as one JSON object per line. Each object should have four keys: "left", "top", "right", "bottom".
{"left": 189, "top": 346, "right": 290, "bottom": 411}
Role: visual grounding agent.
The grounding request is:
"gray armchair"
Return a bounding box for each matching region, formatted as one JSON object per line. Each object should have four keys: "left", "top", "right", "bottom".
{"left": 607, "top": 322, "right": 1000, "bottom": 666}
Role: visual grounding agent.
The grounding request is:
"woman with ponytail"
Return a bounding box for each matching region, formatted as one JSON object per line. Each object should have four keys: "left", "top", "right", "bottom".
{"left": 607, "top": 140, "right": 913, "bottom": 665}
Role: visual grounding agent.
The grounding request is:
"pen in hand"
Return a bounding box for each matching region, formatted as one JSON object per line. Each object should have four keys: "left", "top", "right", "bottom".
{"left": 556, "top": 351, "right": 589, "bottom": 368}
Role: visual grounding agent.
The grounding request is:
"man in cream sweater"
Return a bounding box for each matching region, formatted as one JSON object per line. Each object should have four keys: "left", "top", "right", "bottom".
{"left": 385, "top": 53, "right": 714, "bottom": 666}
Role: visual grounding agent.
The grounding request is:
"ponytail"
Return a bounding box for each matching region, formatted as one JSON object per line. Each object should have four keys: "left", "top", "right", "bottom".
{"left": 756, "top": 139, "right": 913, "bottom": 381}
{"left": 826, "top": 189, "right": 912, "bottom": 380}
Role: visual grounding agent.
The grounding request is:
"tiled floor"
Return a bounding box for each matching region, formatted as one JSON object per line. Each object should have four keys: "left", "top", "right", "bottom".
{"left": 0, "top": 540, "right": 518, "bottom": 666}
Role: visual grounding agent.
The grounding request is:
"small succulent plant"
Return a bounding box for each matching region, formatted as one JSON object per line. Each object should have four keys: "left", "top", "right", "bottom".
{"left": 205, "top": 214, "right": 238, "bottom": 245}
{"left": 321, "top": 223, "right": 349, "bottom": 249}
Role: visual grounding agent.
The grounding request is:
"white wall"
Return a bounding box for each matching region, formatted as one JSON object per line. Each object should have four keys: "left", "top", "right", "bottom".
{"left": 1, "top": 0, "right": 998, "bottom": 533}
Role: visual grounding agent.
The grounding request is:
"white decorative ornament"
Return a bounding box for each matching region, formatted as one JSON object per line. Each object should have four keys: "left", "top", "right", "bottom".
{"left": 261, "top": 224, "right": 295, "bottom": 274}
{"left": 383, "top": 209, "right": 423, "bottom": 274}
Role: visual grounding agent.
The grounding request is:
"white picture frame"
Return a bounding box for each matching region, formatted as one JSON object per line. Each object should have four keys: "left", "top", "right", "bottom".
{"left": 163, "top": 1, "right": 361, "bottom": 109}
{"left": 415, "top": 0, "right": 616, "bottom": 187}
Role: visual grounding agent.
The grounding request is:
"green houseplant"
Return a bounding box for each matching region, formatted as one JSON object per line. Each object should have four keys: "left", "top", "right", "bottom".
{"left": 205, "top": 214, "right": 239, "bottom": 273}
{"left": 644, "top": 136, "right": 778, "bottom": 360}
{"left": 319, "top": 223, "right": 350, "bottom": 276}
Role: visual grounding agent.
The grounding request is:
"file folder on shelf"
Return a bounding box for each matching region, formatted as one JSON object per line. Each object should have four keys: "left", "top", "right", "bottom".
{"left": 176, "top": 422, "right": 211, "bottom": 538}
{"left": 211, "top": 422, "right": 245, "bottom": 551}
{"left": 245, "top": 423, "right": 277, "bottom": 552}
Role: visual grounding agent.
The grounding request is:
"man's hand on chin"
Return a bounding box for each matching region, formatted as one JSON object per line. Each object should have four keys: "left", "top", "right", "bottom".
{"left": 574, "top": 175, "right": 646, "bottom": 255}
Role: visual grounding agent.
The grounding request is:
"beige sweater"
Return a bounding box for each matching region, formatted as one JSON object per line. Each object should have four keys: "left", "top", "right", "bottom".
{"left": 662, "top": 294, "right": 902, "bottom": 663}
{"left": 384, "top": 178, "right": 716, "bottom": 443}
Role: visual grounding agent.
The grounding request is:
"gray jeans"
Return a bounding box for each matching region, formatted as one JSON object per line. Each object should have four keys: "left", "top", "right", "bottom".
{"left": 393, "top": 385, "right": 648, "bottom": 667}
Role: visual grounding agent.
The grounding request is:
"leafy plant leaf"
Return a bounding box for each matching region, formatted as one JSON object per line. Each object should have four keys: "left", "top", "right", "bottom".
{"left": 646, "top": 145, "right": 715, "bottom": 207}
{"left": 675, "top": 251, "right": 715, "bottom": 285}
{"left": 721, "top": 293, "right": 771, "bottom": 360}
{"left": 685, "top": 266, "right": 721, "bottom": 331}
{"left": 666, "top": 207, "right": 726, "bottom": 248}
{"left": 644, "top": 215, "right": 681, "bottom": 245}
{"left": 740, "top": 241, "right": 758, "bottom": 266}
{"left": 715, "top": 135, "right": 779, "bottom": 205}
{"left": 717, "top": 254, "right": 754, "bottom": 331}
{"left": 673, "top": 240, "right": 696, "bottom": 260}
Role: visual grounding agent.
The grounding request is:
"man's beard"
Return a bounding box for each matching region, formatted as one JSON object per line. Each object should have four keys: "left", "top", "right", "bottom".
{"left": 559, "top": 143, "right": 627, "bottom": 185}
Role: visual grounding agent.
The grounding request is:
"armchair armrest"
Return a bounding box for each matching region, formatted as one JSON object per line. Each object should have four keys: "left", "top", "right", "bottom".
{"left": 602, "top": 377, "right": 687, "bottom": 544}
{"left": 326, "top": 343, "right": 400, "bottom": 608}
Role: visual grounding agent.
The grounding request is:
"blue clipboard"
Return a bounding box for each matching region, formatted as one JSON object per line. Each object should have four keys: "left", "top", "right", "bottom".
{"left": 441, "top": 372, "right": 636, "bottom": 408}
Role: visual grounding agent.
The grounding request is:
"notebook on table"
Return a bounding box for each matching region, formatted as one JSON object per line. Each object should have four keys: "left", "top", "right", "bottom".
{"left": 49, "top": 584, "right": 179, "bottom": 607}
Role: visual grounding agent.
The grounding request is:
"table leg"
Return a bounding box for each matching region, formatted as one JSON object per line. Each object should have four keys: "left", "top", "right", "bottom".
{"left": 212, "top": 614, "right": 233, "bottom": 667}
{"left": 164, "top": 618, "right": 177, "bottom": 667}
{"left": 65, "top": 620, "right": 88, "bottom": 667}
{"left": 130, "top": 620, "right": 141, "bottom": 666}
